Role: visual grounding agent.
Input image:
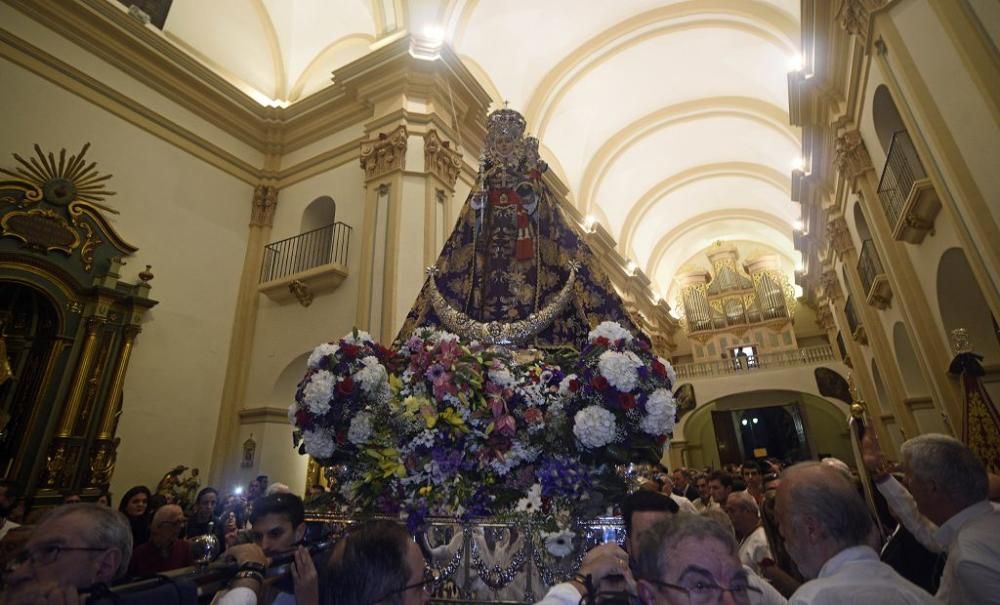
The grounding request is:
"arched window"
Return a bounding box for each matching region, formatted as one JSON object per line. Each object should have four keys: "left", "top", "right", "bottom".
{"left": 936, "top": 248, "right": 1000, "bottom": 363}
{"left": 872, "top": 85, "right": 906, "bottom": 156}
{"left": 300, "top": 196, "right": 336, "bottom": 233}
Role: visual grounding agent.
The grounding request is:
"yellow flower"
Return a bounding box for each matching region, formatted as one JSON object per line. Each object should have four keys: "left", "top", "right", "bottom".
{"left": 388, "top": 373, "right": 403, "bottom": 394}
{"left": 418, "top": 485, "right": 433, "bottom": 497}
{"left": 364, "top": 447, "right": 406, "bottom": 479}
{"left": 440, "top": 407, "right": 468, "bottom": 433}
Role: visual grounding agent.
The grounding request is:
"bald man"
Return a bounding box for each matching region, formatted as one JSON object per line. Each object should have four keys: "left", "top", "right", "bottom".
{"left": 127, "top": 504, "right": 193, "bottom": 577}
{"left": 775, "top": 462, "right": 933, "bottom": 604}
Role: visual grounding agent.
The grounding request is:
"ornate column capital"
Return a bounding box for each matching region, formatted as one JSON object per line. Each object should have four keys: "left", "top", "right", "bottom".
{"left": 424, "top": 130, "right": 462, "bottom": 190}
{"left": 360, "top": 125, "right": 408, "bottom": 181}
{"left": 836, "top": 0, "right": 891, "bottom": 48}
{"left": 834, "top": 129, "right": 874, "bottom": 183}
{"left": 250, "top": 184, "right": 278, "bottom": 227}
{"left": 827, "top": 214, "right": 855, "bottom": 257}
{"left": 815, "top": 303, "right": 837, "bottom": 332}
{"left": 820, "top": 269, "right": 844, "bottom": 302}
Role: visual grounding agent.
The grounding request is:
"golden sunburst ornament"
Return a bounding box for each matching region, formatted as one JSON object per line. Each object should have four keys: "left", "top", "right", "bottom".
{"left": 0, "top": 143, "right": 117, "bottom": 213}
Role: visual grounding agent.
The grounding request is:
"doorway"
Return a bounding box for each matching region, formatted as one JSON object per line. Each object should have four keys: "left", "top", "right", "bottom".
{"left": 712, "top": 403, "right": 809, "bottom": 465}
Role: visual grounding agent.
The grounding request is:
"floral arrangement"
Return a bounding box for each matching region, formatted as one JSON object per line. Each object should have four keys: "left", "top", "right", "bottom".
{"left": 291, "top": 321, "right": 677, "bottom": 547}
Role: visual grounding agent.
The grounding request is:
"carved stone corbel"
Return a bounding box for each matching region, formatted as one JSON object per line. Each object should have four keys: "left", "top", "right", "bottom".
{"left": 820, "top": 270, "right": 844, "bottom": 302}
{"left": 834, "top": 130, "right": 874, "bottom": 186}
{"left": 250, "top": 184, "right": 278, "bottom": 228}
{"left": 836, "top": 0, "right": 891, "bottom": 49}
{"left": 827, "top": 214, "right": 854, "bottom": 257}
{"left": 424, "top": 130, "right": 462, "bottom": 191}
{"left": 360, "top": 125, "right": 408, "bottom": 181}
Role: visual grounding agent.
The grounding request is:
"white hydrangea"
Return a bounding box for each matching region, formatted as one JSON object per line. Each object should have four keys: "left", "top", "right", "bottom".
{"left": 558, "top": 374, "right": 579, "bottom": 396}
{"left": 342, "top": 330, "right": 374, "bottom": 345}
{"left": 658, "top": 356, "right": 677, "bottom": 385}
{"left": 573, "top": 405, "right": 617, "bottom": 448}
{"left": 488, "top": 367, "right": 516, "bottom": 388}
{"left": 598, "top": 350, "right": 643, "bottom": 392}
{"left": 542, "top": 529, "right": 576, "bottom": 558}
{"left": 355, "top": 356, "right": 388, "bottom": 398}
{"left": 588, "top": 321, "right": 634, "bottom": 344}
{"left": 302, "top": 370, "right": 335, "bottom": 415}
{"left": 302, "top": 429, "right": 336, "bottom": 458}
{"left": 307, "top": 343, "right": 340, "bottom": 369}
{"left": 347, "top": 411, "right": 373, "bottom": 445}
{"left": 515, "top": 483, "right": 543, "bottom": 513}
{"left": 641, "top": 388, "right": 677, "bottom": 436}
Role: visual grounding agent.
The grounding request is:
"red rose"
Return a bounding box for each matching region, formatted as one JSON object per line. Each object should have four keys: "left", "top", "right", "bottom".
{"left": 591, "top": 375, "right": 609, "bottom": 391}
{"left": 596, "top": 336, "right": 610, "bottom": 347}
{"left": 568, "top": 378, "right": 580, "bottom": 392}
{"left": 652, "top": 359, "right": 667, "bottom": 377}
{"left": 341, "top": 344, "right": 359, "bottom": 358}
{"left": 336, "top": 430, "right": 348, "bottom": 445}
{"left": 620, "top": 393, "right": 636, "bottom": 410}
{"left": 337, "top": 377, "right": 355, "bottom": 395}
{"left": 524, "top": 408, "right": 544, "bottom": 424}
{"left": 657, "top": 434, "right": 669, "bottom": 445}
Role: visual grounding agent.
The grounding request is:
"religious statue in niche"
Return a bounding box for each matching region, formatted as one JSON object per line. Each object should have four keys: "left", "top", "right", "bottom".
{"left": 241, "top": 433, "right": 256, "bottom": 468}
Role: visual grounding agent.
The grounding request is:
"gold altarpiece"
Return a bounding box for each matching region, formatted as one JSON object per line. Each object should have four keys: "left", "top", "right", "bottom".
{"left": 0, "top": 145, "right": 156, "bottom": 505}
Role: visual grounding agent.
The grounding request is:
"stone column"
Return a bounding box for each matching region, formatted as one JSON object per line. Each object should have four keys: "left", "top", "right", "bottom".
{"left": 209, "top": 183, "right": 278, "bottom": 488}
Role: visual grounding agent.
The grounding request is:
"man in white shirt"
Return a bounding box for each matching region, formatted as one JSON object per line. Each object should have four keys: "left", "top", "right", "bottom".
{"left": 659, "top": 476, "right": 698, "bottom": 514}
{"left": 692, "top": 474, "right": 720, "bottom": 513}
{"left": 775, "top": 462, "right": 935, "bottom": 604}
{"left": 864, "top": 432, "right": 1000, "bottom": 605}
{"left": 725, "top": 490, "right": 772, "bottom": 575}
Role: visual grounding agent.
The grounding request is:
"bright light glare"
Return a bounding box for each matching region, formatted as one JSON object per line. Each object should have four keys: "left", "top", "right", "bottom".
{"left": 423, "top": 24, "right": 445, "bottom": 43}
{"left": 584, "top": 215, "right": 597, "bottom": 230}
{"left": 741, "top": 419, "right": 749, "bottom": 426}
{"left": 791, "top": 157, "right": 805, "bottom": 171}
{"left": 234, "top": 486, "right": 244, "bottom": 495}
{"left": 793, "top": 219, "right": 804, "bottom": 231}
{"left": 752, "top": 417, "right": 759, "bottom": 424}
{"left": 794, "top": 284, "right": 804, "bottom": 298}
{"left": 626, "top": 260, "right": 638, "bottom": 275}
{"left": 787, "top": 53, "right": 804, "bottom": 71}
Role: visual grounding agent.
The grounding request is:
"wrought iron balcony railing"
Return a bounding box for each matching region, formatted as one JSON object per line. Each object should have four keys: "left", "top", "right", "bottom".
{"left": 877, "top": 130, "right": 940, "bottom": 244}
{"left": 260, "top": 222, "right": 351, "bottom": 283}
{"left": 858, "top": 239, "right": 891, "bottom": 309}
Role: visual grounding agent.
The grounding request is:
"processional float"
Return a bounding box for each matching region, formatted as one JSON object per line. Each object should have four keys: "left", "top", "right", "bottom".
{"left": 289, "top": 108, "right": 679, "bottom": 603}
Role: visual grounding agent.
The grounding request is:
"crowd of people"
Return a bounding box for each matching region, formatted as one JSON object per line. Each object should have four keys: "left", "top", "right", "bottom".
{"left": 0, "top": 432, "right": 997, "bottom": 604}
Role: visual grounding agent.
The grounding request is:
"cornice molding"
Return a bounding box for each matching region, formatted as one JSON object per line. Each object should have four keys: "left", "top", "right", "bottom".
{"left": 238, "top": 406, "right": 292, "bottom": 424}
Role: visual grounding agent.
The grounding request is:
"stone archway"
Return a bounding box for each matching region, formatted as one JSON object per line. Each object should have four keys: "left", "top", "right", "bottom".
{"left": 675, "top": 389, "right": 852, "bottom": 470}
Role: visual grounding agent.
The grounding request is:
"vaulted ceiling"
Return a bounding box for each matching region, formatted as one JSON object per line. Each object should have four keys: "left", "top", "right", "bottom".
{"left": 159, "top": 0, "right": 802, "bottom": 311}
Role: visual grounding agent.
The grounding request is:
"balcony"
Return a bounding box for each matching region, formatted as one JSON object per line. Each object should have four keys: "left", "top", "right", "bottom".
{"left": 877, "top": 130, "right": 940, "bottom": 244}
{"left": 845, "top": 295, "right": 867, "bottom": 345}
{"left": 258, "top": 222, "right": 351, "bottom": 305}
{"left": 674, "top": 344, "right": 835, "bottom": 379}
{"left": 858, "top": 239, "right": 892, "bottom": 309}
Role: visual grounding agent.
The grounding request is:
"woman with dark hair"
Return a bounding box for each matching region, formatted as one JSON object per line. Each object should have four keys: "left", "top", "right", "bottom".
{"left": 118, "top": 485, "right": 151, "bottom": 546}
{"left": 186, "top": 487, "right": 224, "bottom": 540}
{"left": 97, "top": 491, "right": 112, "bottom": 506}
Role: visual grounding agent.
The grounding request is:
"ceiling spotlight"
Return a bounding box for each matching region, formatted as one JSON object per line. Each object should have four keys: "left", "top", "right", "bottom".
{"left": 626, "top": 260, "right": 638, "bottom": 275}
{"left": 793, "top": 219, "right": 804, "bottom": 231}
{"left": 787, "top": 53, "right": 804, "bottom": 71}
{"left": 791, "top": 157, "right": 805, "bottom": 171}
{"left": 752, "top": 417, "right": 759, "bottom": 424}
{"left": 584, "top": 215, "right": 597, "bottom": 231}
{"left": 741, "top": 418, "right": 749, "bottom": 426}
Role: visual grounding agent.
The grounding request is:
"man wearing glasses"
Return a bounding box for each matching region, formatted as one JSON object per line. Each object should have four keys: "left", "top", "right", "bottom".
{"left": 127, "top": 504, "right": 192, "bottom": 577}
{"left": 3, "top": 503, "right": 132, "bottom": 604}
{"left": 633, "top": 514, "right": 764, "bottom": 605}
